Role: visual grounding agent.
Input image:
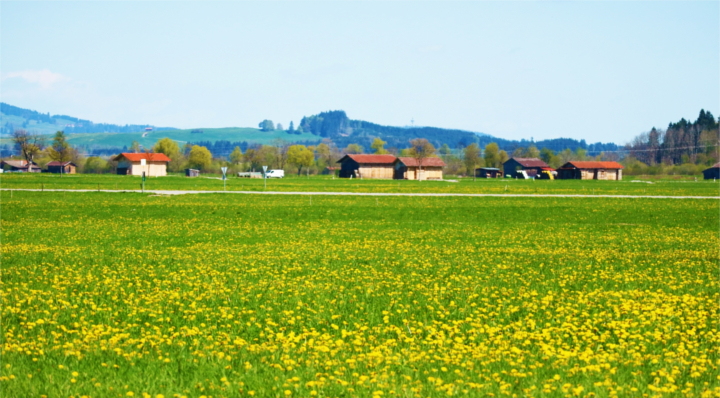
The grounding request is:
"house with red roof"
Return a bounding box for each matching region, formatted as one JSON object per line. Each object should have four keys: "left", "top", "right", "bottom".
{"left": 502, "top": 157, "right": 551, "bottom": 178}
{"left": 336, "top": 154, "right": 396, "bottom": 179}
{"left": 112, "top": 152, "right": 171, "bottom": 177}
{"left": 557, "top": 161, "right": 624, "bottom": 180}
{"left": 393, "top": 157, "right": 446, "bottom": 180}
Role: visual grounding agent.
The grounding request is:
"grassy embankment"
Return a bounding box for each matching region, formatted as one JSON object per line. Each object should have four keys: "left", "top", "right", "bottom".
{"left": 1, "top": 191, "right": 718, "bottom": 397}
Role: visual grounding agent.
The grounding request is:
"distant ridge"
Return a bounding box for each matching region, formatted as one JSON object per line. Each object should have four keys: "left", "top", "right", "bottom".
{"left": 0, "top": 103, "right": 620, "bottom": 157}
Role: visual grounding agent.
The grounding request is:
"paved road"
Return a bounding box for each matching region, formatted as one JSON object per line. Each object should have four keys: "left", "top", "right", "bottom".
{"left": 3, "top": 188, "right": 718, "bottom": 200}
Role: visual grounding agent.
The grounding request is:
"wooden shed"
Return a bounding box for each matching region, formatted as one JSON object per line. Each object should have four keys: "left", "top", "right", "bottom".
{"left": 336, "top": 154, "right": 396, "bottom": 179}
{"left": 112, "top": 152, "right": 171, "bottom": 177}
{"left": 47, "top": 161, "right": 77, "bottom": 174}
{"left": 703, "top": 163, "right": 720, "bottom": 180}
{"left": 475, "top": 167, "right": 501, "bottom": 178}
{"left": 502, "top": 158, "right": 550, "bottom": 178}
{"left": 556, "top": 161, "right": 624, "bottom": 180}
{"left": 185, "top": 168, "right": 200, "bottom": 177}
{"left": 393, "top": 157, "right": 445, "bottom": 180}
{"left": 1, "top": 160, "right": 41, "bottom": 173}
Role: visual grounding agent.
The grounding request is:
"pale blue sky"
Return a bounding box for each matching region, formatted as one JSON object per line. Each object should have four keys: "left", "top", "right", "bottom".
{"left": 1, "top": 1, "right": 718, "bottom": 143}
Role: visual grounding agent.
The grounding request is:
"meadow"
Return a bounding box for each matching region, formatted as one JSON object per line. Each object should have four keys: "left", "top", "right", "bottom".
{"left": 1, "top": 173, "right": 718, "bottom": 197}
{"left": 1, "top": 189, "right": 718, "bottom": 398}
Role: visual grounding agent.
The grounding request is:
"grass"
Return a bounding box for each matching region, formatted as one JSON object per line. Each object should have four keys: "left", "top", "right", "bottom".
{"left": 1, "top": 190, "right": 718, "bottom": 397}
{"left": 1, "top": 173, "right": 719, "bottom": 197}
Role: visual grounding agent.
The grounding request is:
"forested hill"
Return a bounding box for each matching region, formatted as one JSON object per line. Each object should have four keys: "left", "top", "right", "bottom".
{"left": 298, "top": 110, "right": 618, "bottom": 154}
{"left": 0, "top": 103, "right": 177, "bottom": 135}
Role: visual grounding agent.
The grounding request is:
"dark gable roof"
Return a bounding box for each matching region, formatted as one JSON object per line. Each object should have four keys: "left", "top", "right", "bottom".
{"left": 507, "top": 157, "right": 549, "bottom": 168}
{"left": 337, "top": 154, "right": 397, "bottom": 164}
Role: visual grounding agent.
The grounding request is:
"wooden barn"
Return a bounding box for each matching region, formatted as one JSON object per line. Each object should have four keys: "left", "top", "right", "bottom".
{"left": 475, "top": 167, "right": 501, "bottom": 178}
{"left": 47, "top": 161, "right": 77, "bottom": 174}
{"left": 112, "top": 152, "right": 171, "bottom": 177}
{"left": 393, "top": 157, "right": 445, "bottom": 180}
{"left": 0, "top": 159, "right": 41, "bottom": 173}
{"left": 502, "top": 158, "right": 550, "bottom": 178}
{"left": 703, "top": 163, "right": 720, "bottom": 180}
{"left": 336, "top": 154, "right": 396, "bottom": 179}
{"left": 556, "top": 161, "right": 624, "bottom": 180}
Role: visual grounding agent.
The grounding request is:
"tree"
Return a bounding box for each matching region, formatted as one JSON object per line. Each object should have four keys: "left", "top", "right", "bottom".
{"left": 498, "top": 150, "right": 509, "bottom": 174}
{"left": 315, "top": 143, "right": 332, "bottom": 168}
{"left": 439, "top": 143, "right": 452, "bottom": 157}
{"left": 259, "top": 120, "right": 275, "bottom": 131}
{"left": 344, "top": 144, "right": 363, "bottom": 154}
{"left": 84, "top": 156, "right": 108, "bottom": 174}
{"left": 463, "top": 143, "right": 481, "bottom": 181}
{"left": 276, "top": 123, "right": 284, "bottom": 131}
{"left": 287, "top": 145, "right": 315, "bottom": 175}
{"left": 540, "top": 148, "right": 554, "bottom": 165}
{"left": 409, "top": 138, "right": 436, "bottom": 173}
{"left": 47, "top": 131, "right": 72, "bottom": 163}
{"left": 288, "top": 121, "right": 295, "bottom": 133}
{"left": 525, "top": 145, "right": 540, "bottom": 159}
{"left": 11, "top": 129, "right": 43, "bottom": 164}
{"left": 484, "top": 143, "right": 500, "bottom": 168}
{"left": 229, "top": 146, "right": 243, "bottom": 165}
{"left": 130, "top": 140, "right": 141, "bottom": 153}
{"left": 370, "top": 138, "right": 389, "bottom": 154}
{"left": 188, "top": 145, "right": 212, "bottom": 170}
{"left": 154, "top": 137, "right": 180, "bottom": 158}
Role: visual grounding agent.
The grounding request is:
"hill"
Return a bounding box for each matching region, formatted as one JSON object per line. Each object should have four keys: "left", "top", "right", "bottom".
{"left": 0, "top": 103, "right": 619, "bottom": 157}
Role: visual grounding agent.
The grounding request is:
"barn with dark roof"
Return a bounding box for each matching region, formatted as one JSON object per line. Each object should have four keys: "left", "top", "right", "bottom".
{"left": 703, "top": 163, "right": 720, "bottom": 180}
{"left": 502, "top": 157, "right": 551, "bottom": 178}
{"left": 556, "top": 161, "right": 624, "bottom": 180}
{"left": 336, "top": 154, "right": 397, "bottom": 179}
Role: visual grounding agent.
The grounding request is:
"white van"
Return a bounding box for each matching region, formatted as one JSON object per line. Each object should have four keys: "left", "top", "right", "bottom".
{"left": 265, "top": 169, "right": 285, "bottom": 178}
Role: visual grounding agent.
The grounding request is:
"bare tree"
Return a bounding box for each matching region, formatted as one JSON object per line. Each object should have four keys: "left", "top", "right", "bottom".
{"left": 11, "top": 129, "right": 44, "bottom": 164}
{"left": 409, "top": 138, "right": 436, "bottom": 176}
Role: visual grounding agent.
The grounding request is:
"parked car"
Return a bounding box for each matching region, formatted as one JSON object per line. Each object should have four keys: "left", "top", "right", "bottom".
{"left": 265, "top": 169, "right": 285, "bottom": 178}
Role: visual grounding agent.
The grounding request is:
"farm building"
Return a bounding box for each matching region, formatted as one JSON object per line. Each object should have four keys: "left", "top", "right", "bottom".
{"left": 47, "top": 161, "right": 77, "bottom": 174}
{"left": 475, "top": 167, "right": 501, "bottom": 178}
{"left": 185, "top": 168, "right": 200, "bottom": 177}
{"left": 556, "top": 161, "right": 624, "bottom": 180}
{"left": 703, "top": 163, "right": 720, "bottom": 180}
{"left": 336, "top": 154, "right": 396, "bottom": 179}
{"left": 322, "top": 166, "right": 340, "bottom": 175}
{"left": 0, "top": 160, "right": 41, "bottom": 173}
{"left": 502, "top": 158, "right": 550, "bottom": 178}
{"left": 393, "top": 157, "right": 446, "bottom": 180}
{"left": 112, "top": 152, "right": 171, "bottom": 177}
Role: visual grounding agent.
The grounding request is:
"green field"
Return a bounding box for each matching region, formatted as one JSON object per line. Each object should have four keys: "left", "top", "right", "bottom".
{"left": 1, "top": 186, "right": 718, "bottom": 397}
{"left": 1, "top": 173, "right": 718, "bottom": 197}
{"left": 0, "top": 127, "right": 321, "bottom": 149}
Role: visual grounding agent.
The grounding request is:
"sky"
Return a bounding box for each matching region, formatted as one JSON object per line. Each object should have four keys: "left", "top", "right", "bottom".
{"left": 1, "top": 1, "right": 718, "bottom": 144}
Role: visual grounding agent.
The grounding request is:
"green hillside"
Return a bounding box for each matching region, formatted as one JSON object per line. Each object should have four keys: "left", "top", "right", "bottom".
{"left": 63, "top": 127, "right": 320, "bottom": 148}
{"left": 0, "top": 127, "right": 321, "bottom": 149}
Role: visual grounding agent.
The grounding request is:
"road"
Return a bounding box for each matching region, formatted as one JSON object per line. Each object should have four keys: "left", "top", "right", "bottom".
{"left": 2, "top": 188, "right": 718, "bottom": 200}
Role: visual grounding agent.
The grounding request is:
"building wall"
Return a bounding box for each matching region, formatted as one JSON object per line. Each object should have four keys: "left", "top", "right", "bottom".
{"left": 357, "top": 166, "right": 394, "bottom": 179}
{"left": 703, "top": 168, "right": 720, "bottom": 180}
{"left": 118, "top": 160, "right": 167, "bottom": 177}
{"left": 558, "top": 168, "right": 622, "bottom": 180}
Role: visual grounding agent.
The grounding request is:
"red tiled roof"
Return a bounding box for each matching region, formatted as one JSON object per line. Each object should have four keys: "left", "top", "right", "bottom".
{"left": 562, "top": 161, "right": 624, "bottom": 169}
{"left": 540, "top": 167, "right": 555, "bottom": 171}
{"left": 396, "top": 157, "right": 446, "bottom": 167}
{"left": 507, "top": 157, "right": 550, "bottom": 168}
{"left": 706, "top": 162, "right": 720, "bottom": 170}
{"left": 113, "top": 152, "right": 171, "bottom": 162}
{"left": 46, "top": 161, "right": 75, "bottom": 166}
{"left": 337, "top": 154, "right": 397, "bottom": 164}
